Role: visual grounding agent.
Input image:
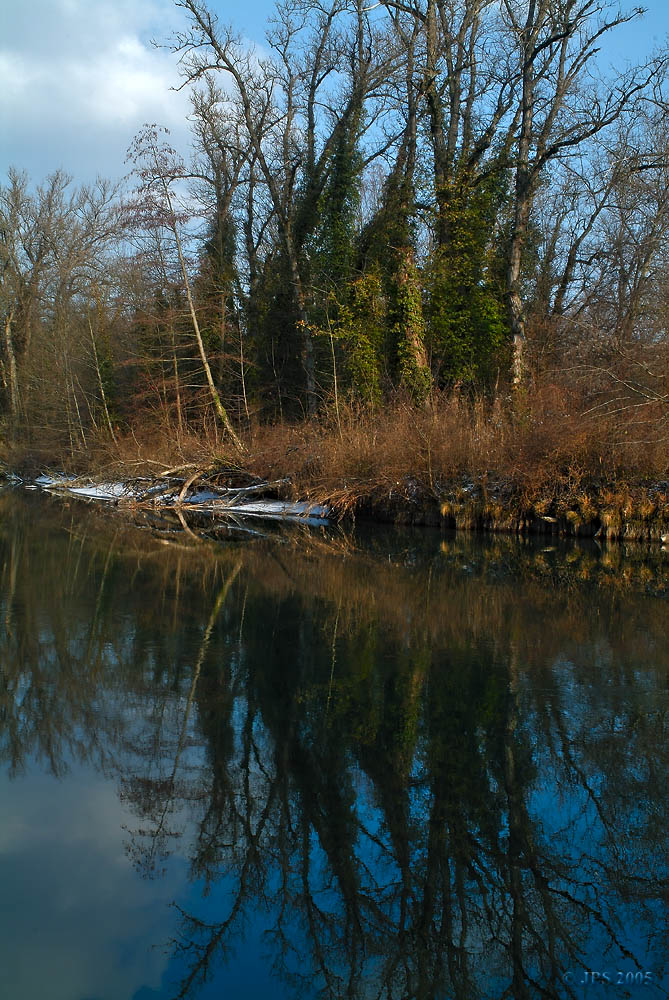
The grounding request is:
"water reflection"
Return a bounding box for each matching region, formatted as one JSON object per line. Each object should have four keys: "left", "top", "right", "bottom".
{"left": 0, "top": 491, "right": 667, "bottom": 999}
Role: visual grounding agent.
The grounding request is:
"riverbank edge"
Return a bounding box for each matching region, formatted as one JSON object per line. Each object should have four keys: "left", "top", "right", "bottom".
{"left": 3, "top": 462, "right": 668, "bottom": 544}
{"left": 353, "top": 486, "right": 669, "bottom": 543}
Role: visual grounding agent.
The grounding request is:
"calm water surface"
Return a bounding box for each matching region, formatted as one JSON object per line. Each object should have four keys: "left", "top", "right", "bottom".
{"left": 0, "top": 490, "right": 667, "bottom": 1000}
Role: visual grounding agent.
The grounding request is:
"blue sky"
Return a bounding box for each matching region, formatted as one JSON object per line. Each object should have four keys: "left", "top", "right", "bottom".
{"left": 1, "top": 0, "right": 668, "bottom": 185}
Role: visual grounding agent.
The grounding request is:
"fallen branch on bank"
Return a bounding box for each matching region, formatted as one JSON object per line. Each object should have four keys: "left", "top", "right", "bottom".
{"left": 27, "top": 470, "right": 330, "bottom": 525}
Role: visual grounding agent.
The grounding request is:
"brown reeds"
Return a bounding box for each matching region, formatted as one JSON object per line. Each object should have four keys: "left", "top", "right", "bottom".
{"left": 6, "top": 375, "right": 668, "bottom": 538}
{"left": 242, "top": 383, "right": 667, "bottom": 508}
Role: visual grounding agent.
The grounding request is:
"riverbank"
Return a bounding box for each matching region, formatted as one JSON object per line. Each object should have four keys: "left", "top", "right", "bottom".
{"left": 5, "top": 463, "right": 668, "bottom": 545}
{"left": 3, "top": 392, "right": 668, "bottom": 543}
{"left": 357, "top": 480, "right": 669, "bottom": 542}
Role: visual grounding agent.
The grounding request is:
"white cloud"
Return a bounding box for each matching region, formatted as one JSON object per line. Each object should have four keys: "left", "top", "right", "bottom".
{"left": 0, "top": 0, "right": 192, "bottom": 183}
{"left": 0, "top": 765, "right": 181, "bottom": 1000}
{"left": 0, "top": 0, "right": 285, "bottom": 185}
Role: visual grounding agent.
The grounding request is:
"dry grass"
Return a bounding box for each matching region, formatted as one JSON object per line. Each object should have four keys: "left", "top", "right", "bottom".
{"left": 7, "top": 378, "right": 668, "bottom": 519}
{"left": 242, "top": 383, "right": 668, "bottom": 510}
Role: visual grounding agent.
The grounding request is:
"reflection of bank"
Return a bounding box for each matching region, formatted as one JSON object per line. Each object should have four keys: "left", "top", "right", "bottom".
{"left": 0, "top": 490, "right": 668, "bottom": 1000}
{"left": 161, "top": 563, "right": 668, "bottom": 997}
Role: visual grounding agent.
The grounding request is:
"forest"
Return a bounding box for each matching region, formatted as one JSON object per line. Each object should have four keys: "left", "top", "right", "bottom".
{"left": 1, "top": 0, "right": 668, "bottom": 509}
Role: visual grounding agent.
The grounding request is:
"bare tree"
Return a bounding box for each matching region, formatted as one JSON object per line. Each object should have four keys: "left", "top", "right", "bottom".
{"left": 127, "top": 125, "right": 245, "bottom": 451}
{"left": 0, "top": 170, "right": 125, "bottom": 447}
{"left": 169, "top": 0, "right": 400, "bottom": 412}
{"left": 500, "top": 0, "right": 661, "bottom": 385}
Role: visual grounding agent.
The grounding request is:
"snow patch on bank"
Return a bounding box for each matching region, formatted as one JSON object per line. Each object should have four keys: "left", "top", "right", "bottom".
{"left": 28, "top": 475, "right": 330, "bottom": 523}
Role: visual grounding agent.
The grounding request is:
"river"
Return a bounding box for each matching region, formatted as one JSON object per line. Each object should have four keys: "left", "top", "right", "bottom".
{"left": 0, "top": 489, "right": 667, "bottom": 999}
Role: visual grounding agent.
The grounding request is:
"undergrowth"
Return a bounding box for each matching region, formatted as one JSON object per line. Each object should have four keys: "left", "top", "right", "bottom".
{"left": 7, "top": 379, "right": 667, "bottom": 518}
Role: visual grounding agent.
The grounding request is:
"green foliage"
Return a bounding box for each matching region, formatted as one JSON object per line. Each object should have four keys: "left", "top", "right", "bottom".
{"left": 96, "top": 348, "right": 118, "bottom": 417}
{"left": 392, "top": 249, "right": 432, "bottom": 404}
{"left": 354, "top": 164, "right": 434, "bottom": 403}
{"left": 254, "top": 119, "right": 367, "bottom": 413}
{"left": 197, "top": 212, "right": 239, "bottom": 355}
{"left": 202, "top": 212, "right": 237, "bottom": 289}
{"left": 357, "top": 168, "right": 413, "bottom": 276}
{"left": 316, "top": 125, "right": 362, "bottom": 289}
{"left": 251, "top": 252, "right": 308, "bottom": 416}
{"left": 334, "top": 270, "right": 386, "bottom": 404}
{"left": 299, "top": 117, "right": 363, "bottom": 302}
{"left": 427, "top": 171, "right": 509, "bottom": 386}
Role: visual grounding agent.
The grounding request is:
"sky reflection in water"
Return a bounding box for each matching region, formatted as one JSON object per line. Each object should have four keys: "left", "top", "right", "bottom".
{"left": 0, "top": 491, "right": 667, "bottom": 1000}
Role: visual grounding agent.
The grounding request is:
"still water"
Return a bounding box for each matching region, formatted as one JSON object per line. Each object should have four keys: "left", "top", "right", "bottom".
{"left": 0, "top": 490, "right": 667, "bottom": 1000}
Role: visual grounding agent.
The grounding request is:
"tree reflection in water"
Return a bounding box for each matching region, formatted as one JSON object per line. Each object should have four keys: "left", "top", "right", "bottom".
{"left": 0, "top": 491, "right": 667, "bottom": 999}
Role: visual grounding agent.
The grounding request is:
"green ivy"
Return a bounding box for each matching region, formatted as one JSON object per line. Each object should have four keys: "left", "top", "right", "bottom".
{"left": 392, "top": 249, "right": 432, "bottom": 404}
{"left": 427, "top": 170, "right": 509, "bottom": 386}
{"left": 332, "top": 270, "right": 386, "bottom": 404}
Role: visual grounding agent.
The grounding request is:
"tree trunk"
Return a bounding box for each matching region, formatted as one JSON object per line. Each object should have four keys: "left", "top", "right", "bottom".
{"left": 3, "top": 307, "right": 20, "bottom": 419}
{"left": 425, "top": 0, "right": 450, "bottom": 248}
{"left": 396, "top": 248, "right": 432, "bottom": 402}
{"left": 506, "top": 1, "right": 538, "bottom": 390}
{"left": 287, "top": 249, "right": 317, "bottom": 414}
{"left": 88, "top": 317, "right": 118, "bottom": 445}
